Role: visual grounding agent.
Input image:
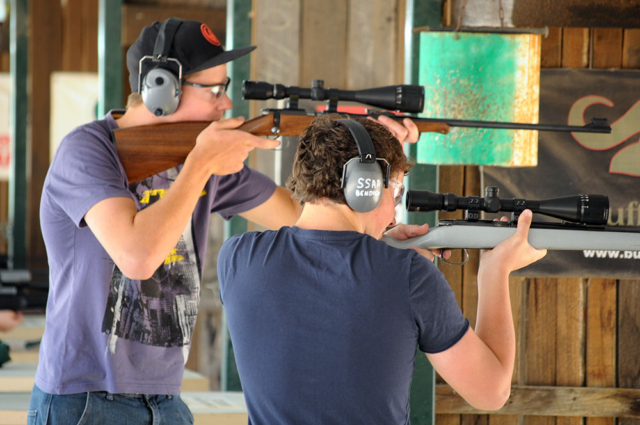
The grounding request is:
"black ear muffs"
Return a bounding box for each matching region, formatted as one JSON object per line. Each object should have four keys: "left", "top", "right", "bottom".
{"left": 338, "top": 119, "right": 390, "bottom": 213}
{"left": 139, "top": 18, "right": 183, "bottom": 117}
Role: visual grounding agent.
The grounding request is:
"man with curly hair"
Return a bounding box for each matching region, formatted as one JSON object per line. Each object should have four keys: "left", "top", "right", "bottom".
{"left": 218, "top": 116, "right": 546, "bottom": 423}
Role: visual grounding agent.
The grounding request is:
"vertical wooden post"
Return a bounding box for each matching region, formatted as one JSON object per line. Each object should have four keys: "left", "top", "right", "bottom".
{"left": 622, "top": 29, "right": 640, "bottom": 69}
{"left": 556, "top": 278, "right": 586, "bottom": 425}
{"left": 586, "top": 279, "right": 617, "bottom": 425}
{"left": 617, "top": 280, "right": 640, "bottom": 425}
{"left": 523, "top": 278, "right": 557, "bottom": 425}
{"left": 592, "top": 29, "right": 623, "bottom": 69}
{"left": 561, "top": 28, "right": 589, "bottom": 68}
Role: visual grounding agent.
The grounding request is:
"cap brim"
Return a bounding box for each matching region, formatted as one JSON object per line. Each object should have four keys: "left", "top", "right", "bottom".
{"left": 184, "top": 45, "right": 257, "bottom": 76}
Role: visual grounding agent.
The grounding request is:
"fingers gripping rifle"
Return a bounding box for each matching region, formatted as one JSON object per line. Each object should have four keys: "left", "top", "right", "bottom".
{"left": 381, "top": 187, "right": 640, "bottom": 264}
{"left": 112, "top": 79, "right": 612, "bottom": 184}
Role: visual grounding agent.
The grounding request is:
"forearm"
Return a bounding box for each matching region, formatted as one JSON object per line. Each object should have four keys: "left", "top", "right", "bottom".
{"left": 86, "top": 155, "right": 213, "bottom": 279}
{"left": 474, "top": 265, "right": 516, "bottom": 382}
{"left": 130, "top": 161, "right": 212, "bottom": 265}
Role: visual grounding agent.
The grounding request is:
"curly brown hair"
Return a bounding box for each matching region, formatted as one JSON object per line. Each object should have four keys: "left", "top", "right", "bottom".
{"left": 286, "top": 115, "right": 413, "bottom": 206}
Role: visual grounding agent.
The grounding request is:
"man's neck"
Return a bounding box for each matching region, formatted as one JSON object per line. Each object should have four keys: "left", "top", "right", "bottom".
{"left": 295, "top": 201, "right": 365, "bottom": 234}
{"left": 115, "top": 105, "right": 162, "bottom": 129}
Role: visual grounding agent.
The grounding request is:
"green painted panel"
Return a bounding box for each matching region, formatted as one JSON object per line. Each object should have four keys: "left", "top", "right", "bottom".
{"left": 417, "top": 31, "right": 538, "bottom": 166}
{"left": 410, "top": 353, "right": 436, "bottom": 424}
{"left": 98, "top": 0, "right": 123, "bottom": 115}
{"left": 404, "top": 2, "right": 443, "bottom": 424}
{"left": 9, "top": 0, "right": 29, "bottom": 269}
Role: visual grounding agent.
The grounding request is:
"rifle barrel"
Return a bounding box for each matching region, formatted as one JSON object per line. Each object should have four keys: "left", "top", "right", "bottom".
{"left": 414, "top": 117, "right": 612, "bottom": 134}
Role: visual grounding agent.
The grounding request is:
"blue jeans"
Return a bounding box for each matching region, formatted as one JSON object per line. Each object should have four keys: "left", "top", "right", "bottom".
{"left": 28, "top": 384, "right": 194, "bottom": 424}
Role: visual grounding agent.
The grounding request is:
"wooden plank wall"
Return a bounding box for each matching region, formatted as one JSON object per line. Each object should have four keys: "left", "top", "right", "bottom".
{"left": 0, "top": 1, "right": 226, "bottom": 266}
{"left": 435, "top": 28, "right": 640, "bottom": 422}
{"left": 0, "top": 0, "right": 98, "bottom": 267}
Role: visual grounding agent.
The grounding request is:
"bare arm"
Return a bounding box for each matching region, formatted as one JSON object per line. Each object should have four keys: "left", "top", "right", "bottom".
{"left": 426, "top": 210, "right": 546, "bottom": 411}
{"left": 85, "top": 118, "right": 280, "bottom": 280}
{"left": 239, "top": 186, "right": 302, "bottom": 229}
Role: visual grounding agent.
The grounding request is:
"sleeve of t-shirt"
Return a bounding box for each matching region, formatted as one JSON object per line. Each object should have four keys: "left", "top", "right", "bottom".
{"left": 46, "top": 125, "right": 133, "bottom": 228}
{"left": 217, "top": 234, "right": 242, "bottom": 305}
{"left": 409, "top": 254, "right": 470, "bottom": 354}
{"left": 211, "top": 165, "right": 277, "bottom": 220}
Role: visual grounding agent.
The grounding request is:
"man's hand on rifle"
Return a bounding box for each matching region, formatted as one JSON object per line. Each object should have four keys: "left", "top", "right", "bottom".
{"left": 384, "top": 223, "right": 451, "bottom": 262}
{"left": 370, "top": 115, "right": 420, "bottom": 144}
{"left": 193, "top": 116, "right": 281, "bottom": 176}
{"left": 481, "top": 209, "right": 547, "bottom": 274}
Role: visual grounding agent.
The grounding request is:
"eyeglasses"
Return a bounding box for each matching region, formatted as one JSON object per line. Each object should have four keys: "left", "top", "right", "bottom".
{"left": 389, "top": 178, "right": 405, "bottom": 207}
{"left": 182, "top": 76, "right": 231, "bottom": 99}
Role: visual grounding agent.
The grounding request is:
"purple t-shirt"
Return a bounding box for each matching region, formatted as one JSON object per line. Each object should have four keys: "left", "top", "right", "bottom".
{"left": 36, "top": 111, "right": 276, "bottom": 395}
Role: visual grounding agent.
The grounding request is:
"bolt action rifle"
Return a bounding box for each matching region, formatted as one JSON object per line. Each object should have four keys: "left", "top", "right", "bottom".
{"left": 111, "top": 80, "right": 612, "bottom": 184}
{"left": 381, "top": 186, "right": 640, "bottom": 265}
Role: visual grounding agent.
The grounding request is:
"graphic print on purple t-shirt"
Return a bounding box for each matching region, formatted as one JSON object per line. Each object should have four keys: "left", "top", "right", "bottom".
{"left": 101, "top": 168, "right": 201, "bottom": 352}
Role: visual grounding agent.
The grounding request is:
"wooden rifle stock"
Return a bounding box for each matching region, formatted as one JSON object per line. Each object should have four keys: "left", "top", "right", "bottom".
{"left": 112, "top": 114, "right": 450, "bottom": 184}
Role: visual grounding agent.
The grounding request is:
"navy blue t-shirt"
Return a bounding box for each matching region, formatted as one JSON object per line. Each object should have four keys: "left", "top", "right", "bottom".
{"left": 218, "top": 226, "right": 469, "bottom": 424}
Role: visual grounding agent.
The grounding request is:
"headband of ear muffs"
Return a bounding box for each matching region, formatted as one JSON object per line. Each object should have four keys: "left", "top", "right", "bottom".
{"left": 338, "top": 119, "right": 390, "bottom": 213}
{"left": 139, "top": 18, "right": 183, "bottom": 117}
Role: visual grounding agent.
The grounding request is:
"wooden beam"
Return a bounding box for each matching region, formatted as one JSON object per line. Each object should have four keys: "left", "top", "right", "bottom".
{"left": 592, "top": 28, "right": 623, "bottom": 69}
{"left": 436, "top": 384, "right": 640, "bottom": 417}
{"left": 618, "top": 280, "right": 640, "bottom": 425}
{"left": 556, "top": 278, "right": 586, "bottom": 425}
{"left": 437, "top": 165, "right": 465, "bottom": 307}
{"left": 540, "top": 27, "right": 562, "bottom": 68}
{"left": 82, "top": 0, "right": 99, "bottom": 72}
{"left": 62, "top": 0, "right": 84, "bottom": 71}
{"left": 586, "top": 278, "right": 617, "bottom": 425}
{"left": 300, "top": 0, "right": 347, "bottom": 89}
{"left": 524, "top": 278, "right": 556, "bottom": 425}
{"left": 253, "top": 0, "right": 300, "bottom": 88}
{"left": 346, "top": 0, "right": 398, "bottom": 89}
{"left": 121, "top": 5, "right": 226, "bottom": 46}
{"left": 561, "top": 28, "right": 589, "bottom": 68}
{"left": 622, "top": 29, "right": 640, "bottom": 69}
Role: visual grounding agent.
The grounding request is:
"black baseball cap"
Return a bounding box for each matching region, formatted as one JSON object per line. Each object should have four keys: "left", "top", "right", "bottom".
{"left": 127, "top": 18, "right": 256, "bottom": 92}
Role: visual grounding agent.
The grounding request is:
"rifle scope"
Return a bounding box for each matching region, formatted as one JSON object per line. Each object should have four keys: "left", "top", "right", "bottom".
{"left": 242, "top": 79, "right": 424, "bottom": 113}
{"left": 407, "top": 186, "right": 609, "bottom": 225}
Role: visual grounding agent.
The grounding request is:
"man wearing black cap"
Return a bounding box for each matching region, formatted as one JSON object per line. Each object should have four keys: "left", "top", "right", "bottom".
{"left": 30, "top": 18, "right": 421, "bottom": 423}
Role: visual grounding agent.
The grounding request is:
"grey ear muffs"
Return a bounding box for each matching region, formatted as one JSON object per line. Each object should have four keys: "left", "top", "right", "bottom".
{"left": 338, "top": 119, "right": 390, "bottom": 213}
{"left": 139, "top": 18, "right": 183, "bottom": 117}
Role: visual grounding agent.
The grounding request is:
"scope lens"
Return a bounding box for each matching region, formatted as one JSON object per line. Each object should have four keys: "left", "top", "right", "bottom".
{"left": 580, "top": 194, "right": 609, "bottom": 225}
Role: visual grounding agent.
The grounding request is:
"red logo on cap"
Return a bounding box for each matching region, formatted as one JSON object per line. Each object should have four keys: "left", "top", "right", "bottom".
{"left": 201, "top": 24, "right": 221, "bottom": 46}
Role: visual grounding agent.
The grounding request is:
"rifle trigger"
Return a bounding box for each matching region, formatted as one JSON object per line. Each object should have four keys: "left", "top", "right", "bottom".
{"left": 439, "top": 249, "right": 469, "bottom": 267}
{"left": 271, "top": 111, "right": 281, "bottom": 135}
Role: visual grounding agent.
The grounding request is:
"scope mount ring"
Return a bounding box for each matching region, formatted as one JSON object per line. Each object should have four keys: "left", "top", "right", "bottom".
{"left": 438, "top": 248, "right": 469, "bottom": 267}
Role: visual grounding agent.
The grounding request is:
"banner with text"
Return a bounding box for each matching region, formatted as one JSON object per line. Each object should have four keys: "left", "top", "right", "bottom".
{"left": 482, "top": 69, "right": 640, "bottom": 278}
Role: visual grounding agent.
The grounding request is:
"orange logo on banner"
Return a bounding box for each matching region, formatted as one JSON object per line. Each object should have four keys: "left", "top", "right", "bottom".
{"left": 0, "top": 135, "right": 10, "bottom": 168}
{"left": 201, "top": 24, "right": 221, "bottom": 46}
